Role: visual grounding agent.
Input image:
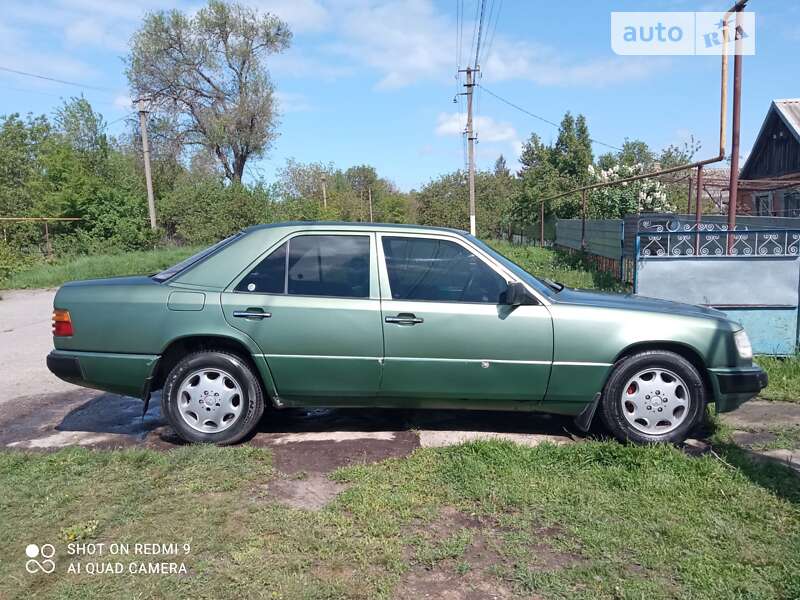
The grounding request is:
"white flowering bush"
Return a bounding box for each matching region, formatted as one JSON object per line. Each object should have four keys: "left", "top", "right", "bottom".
{"left": 587, "top": 163, "right": 676, "bottom": 218}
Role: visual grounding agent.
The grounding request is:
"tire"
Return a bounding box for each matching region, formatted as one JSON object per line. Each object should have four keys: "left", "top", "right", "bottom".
{"left": 599, "top": 350, "right": 706, "bottom": 444}
{"left": 161, "top": 350, "right": 265, "bottom": 445}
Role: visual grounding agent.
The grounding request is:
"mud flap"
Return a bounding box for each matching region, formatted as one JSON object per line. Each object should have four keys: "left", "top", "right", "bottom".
{"left": 140, "top": 359, "right": 159, "bottom": 419}
{"left": 573, "top": 392, "right": 602, "bottom": 433}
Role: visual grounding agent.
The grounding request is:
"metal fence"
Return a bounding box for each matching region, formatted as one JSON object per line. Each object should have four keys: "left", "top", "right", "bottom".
{"left": 634, "top": 228, "right": 800, "bottom": 355}
{"left": 555, "top": 219, "right": 628, "bottom": 281}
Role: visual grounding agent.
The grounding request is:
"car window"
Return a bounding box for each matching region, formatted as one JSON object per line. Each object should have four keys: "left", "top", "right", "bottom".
{"left": 153, "top": 232, "right": 243, "bottom": 282}
{"left": 382, "top": 236, "right": 507, "bottom": 303}
{"left": 287, "top": 235, "right": 370, "bottom": 298}
{"left": 235, "top": 242, "right": 287, "bottom": 293}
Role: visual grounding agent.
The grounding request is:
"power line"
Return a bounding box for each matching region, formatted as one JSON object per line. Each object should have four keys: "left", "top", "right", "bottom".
{"left": 480, "top": 0, "right": 502, "bottom": 66}
{"left": 106, "top": 113, "right": 135, "bottom": 127}
{"left": 473, "top": 0, "right": 487, "bottom": 68}
{"left": 468, "top": 0, "right": 481, "bottom": 69}
{"left": 455, "top": 0, "right": 464, "bottom": 69}
{"left": 0, "top": 65, "right": 113, "bottom": 92}
{"left": 477, "top": 84, "right": 623, "bottom": 152}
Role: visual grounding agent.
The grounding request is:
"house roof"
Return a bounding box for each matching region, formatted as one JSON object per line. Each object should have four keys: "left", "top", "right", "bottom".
{"left": 773, "top": 99, "right": 800, "bottom": 144}
{"left": 741, "top": 99, "right": 800, "bottom": 179}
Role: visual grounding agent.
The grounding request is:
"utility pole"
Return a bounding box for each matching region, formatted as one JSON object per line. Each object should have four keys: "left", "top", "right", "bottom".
{"left": 539, "top": 201, "right": 545, "bottom": 247}
{"left": 461, "top": 66, "right": 479, "bottom": 236}
{"left": 321, "top": 174, "right": 328, "bottom": 210}
{"left": 580, "top": 189, "right": 587, "bottom": 251}
{"left": 368, "top": 187, "right": 374, "bottom": 222}
{"left": 137, "top": 98, "right": 157, "bottom": 230}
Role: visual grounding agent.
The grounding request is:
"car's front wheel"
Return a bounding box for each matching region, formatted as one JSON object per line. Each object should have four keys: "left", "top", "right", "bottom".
{"left": 599, "top": 350, "right": 706, "bottom": 444}
{"left": 161, "top": 350, "right": 265, "bottom": 445}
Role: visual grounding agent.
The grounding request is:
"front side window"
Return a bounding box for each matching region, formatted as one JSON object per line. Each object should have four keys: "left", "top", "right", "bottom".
{"left": 382, "top": 236, "right": 507, "bottom": 303}
{"left": 236, "top": 235, "right": 370, "bottom": 298}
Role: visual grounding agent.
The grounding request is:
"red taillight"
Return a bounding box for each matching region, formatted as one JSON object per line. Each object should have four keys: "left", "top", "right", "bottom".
{"left": 52, "top": 309, "right": 73, "bottom": 337}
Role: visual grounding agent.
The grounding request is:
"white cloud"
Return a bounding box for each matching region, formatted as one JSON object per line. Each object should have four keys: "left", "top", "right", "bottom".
{"left": 251, "top": 0, "right": 329, "bottom": 33}
{"left": 274, "top": 90, "right": 313, "bottom": 113}
{"left": 0, "top": 20, "right": 97, "bottom": 84}
{"left": 484, "top": 38, "right": 658, "bottom": 87}
{"left": 331, "top": 0, "right": 454, "bottom": 89}
{"left": 435, "top": 111, "right": 521, "bottom": 159}
{"left": 64, "top": 18, "right": 129, "bottom": 52}
{"left": 436, "top": 112, "right": 518, "bottom": 143}
{"left": 113, "top": 94, "right": 132, "bottom": 110}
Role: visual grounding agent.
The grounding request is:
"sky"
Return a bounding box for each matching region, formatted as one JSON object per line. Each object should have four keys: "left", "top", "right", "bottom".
{"left": 0, "top": 0, "right": 796, "bottom": 192}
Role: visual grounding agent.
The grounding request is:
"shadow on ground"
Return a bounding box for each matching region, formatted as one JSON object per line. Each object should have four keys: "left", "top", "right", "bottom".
{"left": 1, "top": 389, "right": 583, "bottom": 473}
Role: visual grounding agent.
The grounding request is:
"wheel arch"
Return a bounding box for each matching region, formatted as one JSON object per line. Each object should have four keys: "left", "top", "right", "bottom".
{"left": 610, "top": 341, "right": 712, "bottom": 396}
{"left": 151, "top": 334, "right": 274, "bottom": 400}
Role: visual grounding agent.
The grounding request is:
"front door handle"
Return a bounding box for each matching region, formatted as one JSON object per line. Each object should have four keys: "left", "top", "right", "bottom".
{"left": 385, "top": 313, "right": 424, "bottom": 325}
{"left": 233, "top": 309, "right": 271, "bottom": 320}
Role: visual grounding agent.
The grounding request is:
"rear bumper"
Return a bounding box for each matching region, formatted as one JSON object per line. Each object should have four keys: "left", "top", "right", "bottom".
{"left": 46, "top": 353, "right": 84, "bottom": 385}
{"left": 46, "top": 350, "right": 160, "bottom": 398}
{"left": 709, "top": 365, "right": 768, "bottom": 413}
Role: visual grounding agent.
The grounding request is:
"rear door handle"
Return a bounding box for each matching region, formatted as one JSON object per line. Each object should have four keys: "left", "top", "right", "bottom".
{"left": 233, "top": 309, "right": 271, "bottom": 320}
{"left": 385, "top": 313, "right": 424, "bottom": 325}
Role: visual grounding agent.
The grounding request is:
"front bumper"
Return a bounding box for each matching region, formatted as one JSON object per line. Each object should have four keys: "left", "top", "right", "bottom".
{"left": 709, "top": 365, "right": 768, "bottom": 413}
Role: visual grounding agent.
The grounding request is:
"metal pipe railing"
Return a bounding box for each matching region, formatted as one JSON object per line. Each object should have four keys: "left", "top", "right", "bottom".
{"left": 539, "top": 0, "right": 749, "bottom": 247}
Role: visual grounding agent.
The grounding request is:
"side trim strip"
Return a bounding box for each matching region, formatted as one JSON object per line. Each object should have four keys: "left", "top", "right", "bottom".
{"left": 386, "top": 357, "right": 550, "bottom": 365}
{"left": 553, "top": 361, "right": 613, "bottom": 367}
{"left": 256, "top": 354, "right": 611, "bottom": 367}
{"left": 259, "top": 354, "right": 380, "bottom": 361}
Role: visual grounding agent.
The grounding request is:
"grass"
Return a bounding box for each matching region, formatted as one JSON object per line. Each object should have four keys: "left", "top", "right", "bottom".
{"left": 1, "top": 441, "right": 798, "bottom": 599}
{"left": 758, "top": 356, "right": 800, "bottom": 404}
{"left": 489, "top": 241, "right": 627, "bottom": 292}
{"left": 0, "top": 246, "right": 199, "bottom": 290}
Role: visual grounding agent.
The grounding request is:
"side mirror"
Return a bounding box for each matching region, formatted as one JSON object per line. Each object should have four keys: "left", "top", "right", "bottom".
{"left": 503, "top": 282, "right": 536, "bottom": 306}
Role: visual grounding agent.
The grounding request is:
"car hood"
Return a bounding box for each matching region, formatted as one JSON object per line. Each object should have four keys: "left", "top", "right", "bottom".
{"left": 553, "top": 287, "right": 732, "bottom": 323}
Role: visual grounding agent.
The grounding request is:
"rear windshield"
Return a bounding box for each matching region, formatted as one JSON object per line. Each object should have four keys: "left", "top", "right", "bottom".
{"left": 152, "top": 232, "right": 244, "bottom": 282}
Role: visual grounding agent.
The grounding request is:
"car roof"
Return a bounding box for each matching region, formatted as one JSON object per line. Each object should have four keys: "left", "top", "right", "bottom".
{"left": 243, "top": 221, "right": 469, "bottom": 236}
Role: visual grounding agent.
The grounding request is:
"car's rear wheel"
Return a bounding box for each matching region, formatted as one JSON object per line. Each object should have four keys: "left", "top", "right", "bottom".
{"left": 599, "top": 350, "right": 706, "bottom": 444}
{"left": 161, "top": 350, "right": 264, "bottom": 445}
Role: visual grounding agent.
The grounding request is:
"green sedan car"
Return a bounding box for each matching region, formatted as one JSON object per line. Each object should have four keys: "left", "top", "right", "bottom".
{"left": 47, "top": 222, "right": 767, "bottom": 445}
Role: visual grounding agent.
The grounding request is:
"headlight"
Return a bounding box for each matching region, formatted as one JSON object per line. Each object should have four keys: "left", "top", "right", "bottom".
{"left": 734, "top": 329, "right": 752, "bottom": 360}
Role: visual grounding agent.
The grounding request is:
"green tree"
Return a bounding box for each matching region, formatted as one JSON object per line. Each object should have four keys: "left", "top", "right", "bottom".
{"left": 127, "top": 0, "right": 292, "bottom": 183}
{"left": 416, "top": 169, "right": 516, "bottom": 237}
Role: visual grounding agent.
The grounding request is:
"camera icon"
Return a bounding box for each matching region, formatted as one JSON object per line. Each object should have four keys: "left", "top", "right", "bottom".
{"left": 25, "top": 544, "right": 56, "bottom": 574}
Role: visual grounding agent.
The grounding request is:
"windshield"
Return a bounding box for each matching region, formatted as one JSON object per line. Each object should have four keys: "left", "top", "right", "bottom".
{"left": 152, "top": 232, "right": 244, "bottom": 282}
{"left": 467, "top": 236, "right": 557, "bottom": 298}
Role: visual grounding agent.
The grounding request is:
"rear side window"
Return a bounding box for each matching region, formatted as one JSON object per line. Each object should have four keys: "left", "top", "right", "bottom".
{"left": 235, "top": 242, "right": 286, "bottom": 293}
{"left": 288, "top": 235, "right": 370, "bottom": 298}
{"left": 382, "top": 236, "right": 506, "bottom": 303}
{"left": 236, "top": 235, "right": 370, "bottom": 298}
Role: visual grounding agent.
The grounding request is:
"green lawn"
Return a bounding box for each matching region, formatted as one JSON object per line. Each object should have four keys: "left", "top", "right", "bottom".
{"left": 1, "top": 442, "right": 798, "bottom": 599}
{"left": 488, "top": 241, "right": 626, "bottom": 292}
{"left": 0, "top": 246, "right": 199, "bottom": 290}
{"left": 758, "top": 356, "right": 800, "bottom": 404}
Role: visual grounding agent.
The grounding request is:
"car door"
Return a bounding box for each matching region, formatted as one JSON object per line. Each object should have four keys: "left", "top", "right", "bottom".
{"left": 377, "top": 232, "right": 553, "bottom": 406}
{"left": 221, "top": 231, "right": 383, "bottom": 401}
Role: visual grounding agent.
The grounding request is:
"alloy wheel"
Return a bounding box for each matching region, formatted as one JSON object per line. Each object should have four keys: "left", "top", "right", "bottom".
{"left": 176, "top": 368, "right": 244, "bottom": 434}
